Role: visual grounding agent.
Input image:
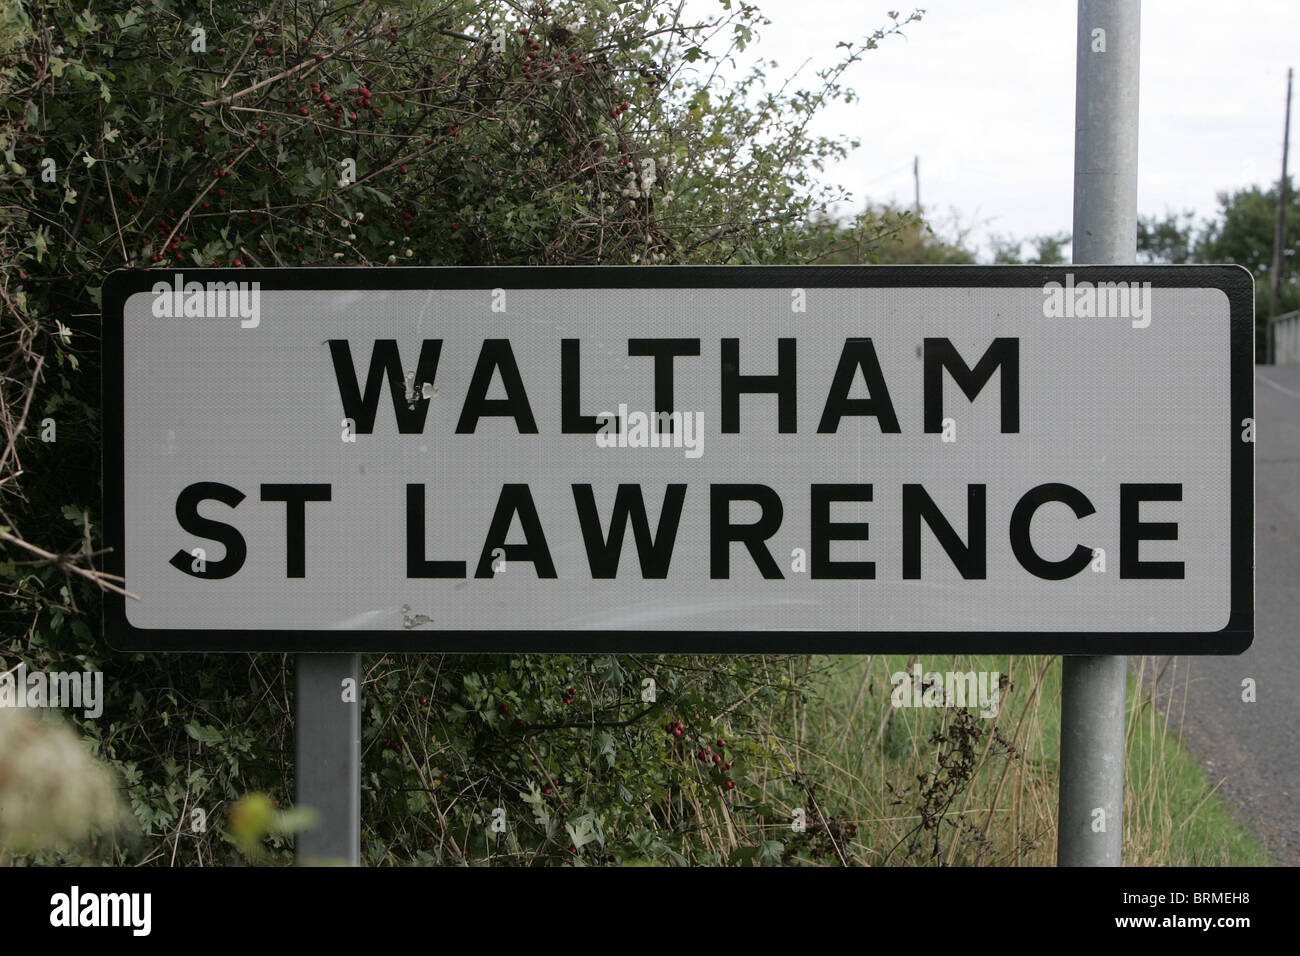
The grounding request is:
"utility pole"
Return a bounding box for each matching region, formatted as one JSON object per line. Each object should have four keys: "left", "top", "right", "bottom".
{"left": 1270, "top": 67, "right": 1292, "bottom": 364}
{"left": 1059, "top": 0, "right": 1139, "bottom": 868}
{"left": 913, "top": 155, "right": 920, "bottom": 213}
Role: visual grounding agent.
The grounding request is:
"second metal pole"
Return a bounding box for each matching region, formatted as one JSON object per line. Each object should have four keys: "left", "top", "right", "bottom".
{"left": 295, "top": 653, "right": 362, "bottom": 865}
{"left": 1058, "top": 0, "right": 1140, "bottom": 867}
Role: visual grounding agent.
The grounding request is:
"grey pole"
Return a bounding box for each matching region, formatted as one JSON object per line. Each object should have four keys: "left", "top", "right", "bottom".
{"left": 1058, "top": 0, "right": 1140, "bottom": 867}
{"left": 295, "top": 653, "right": 361, "bottom": 865}
{"left": 1269, "top": 68, "right": 1292, "bottom": 364}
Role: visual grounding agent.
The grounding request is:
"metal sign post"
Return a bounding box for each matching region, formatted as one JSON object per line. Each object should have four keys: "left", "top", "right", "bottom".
{"left": 1058, "top": 0, "right": 1142, "bottom": 867}
{"left": 294, "top": 653, "right": 361, "bottom": 865}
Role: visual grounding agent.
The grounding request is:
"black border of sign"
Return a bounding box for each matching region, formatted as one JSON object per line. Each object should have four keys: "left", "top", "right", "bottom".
{"left": 101, "top": 264, "right": 1255, "bottom": 654}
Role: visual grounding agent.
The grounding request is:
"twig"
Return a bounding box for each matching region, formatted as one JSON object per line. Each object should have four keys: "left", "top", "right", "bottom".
{"left": 0, "top": 530, "right": 139, "bottom": 600}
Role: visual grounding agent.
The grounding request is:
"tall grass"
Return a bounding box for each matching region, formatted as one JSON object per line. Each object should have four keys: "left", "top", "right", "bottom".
{"left": 732, "top": 655, "right": 1270, "bottom": 866}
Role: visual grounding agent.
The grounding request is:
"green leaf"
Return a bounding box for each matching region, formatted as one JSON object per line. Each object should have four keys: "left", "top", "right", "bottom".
{"left": 184, "top": 722, "right": 224, "bottom": 744}
{"left": 756, "top": 840, "right": 784, "bottom": 866}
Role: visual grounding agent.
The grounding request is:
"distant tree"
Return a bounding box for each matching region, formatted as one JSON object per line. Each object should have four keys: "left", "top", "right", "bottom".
{"left": 1136, "top": 211, "right": 1196, "bottom": 264}
{"left": 1196, "top": 179, "right": 1300, "bottom": 359}
{"left": 795, "top": 204, "right": 974, "bottom": 264}
{"left": 988, "top": 232, "right": 1070, "bottom": 265}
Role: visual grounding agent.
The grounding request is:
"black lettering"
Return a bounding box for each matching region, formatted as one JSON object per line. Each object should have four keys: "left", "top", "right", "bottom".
{"left": 923, "top": 338, "right": 1019, "bottom": 433}
{"left": 902, "top": 484, "right": 987, "bottom": 579}
{"left": 475, "top": 484, "right": 556, "bottom": 577}
{"left": 328, "top": 339, "right": 442, "bottom": 434}
{"left": 811, "top": 484, "right": 875, "bottom": 579}
{"left": 710, "top": 484, "right": 784, "bottom": 578}
{"left": 260, "top": 484, "right": 331, "bottom": 578}
{"left": 721, "top": 338, "right": 796, "bottom": 433}
{"left": 1009, "top": 483, "right": 1095, "bottom": 580}
{"left": 1120, "top": 483, "right": 1184, "bottom": 579}
{"left": 817, "top": 339, "right": 900, "bottom": 433}
{"left": 457, "top": 340, "right": 538, "bottom": 433}
{"left": 168, "top": 482, "right": 247, "bottom": 579}
{"left": 561, "top": 339, "right": 608, "bottom": 433}
{"left": 628, "top": 338, "right": 701, "bottom": 432}
{"left": 572, "top": 484, "right": 687, "bottom": 578}
{"left": 406, "top": 484, "right": 468, "bottom": 577}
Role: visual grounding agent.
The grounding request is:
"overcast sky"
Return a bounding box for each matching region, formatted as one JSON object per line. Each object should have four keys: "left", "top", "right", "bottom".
{"left": 685, "top": 0, "right": 1299, "bottom": 259}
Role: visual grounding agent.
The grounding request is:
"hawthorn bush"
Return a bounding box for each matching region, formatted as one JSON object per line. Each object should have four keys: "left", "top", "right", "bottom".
{"left": 0, "top": 0, "right": 920, "bottom": 864}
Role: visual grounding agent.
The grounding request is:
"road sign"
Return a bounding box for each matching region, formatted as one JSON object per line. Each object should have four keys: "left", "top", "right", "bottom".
{"left": 102, "top": 265, "right": 1253, "bottom": 653}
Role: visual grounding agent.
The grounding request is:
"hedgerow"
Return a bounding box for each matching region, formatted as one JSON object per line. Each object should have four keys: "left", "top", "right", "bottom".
{"left": 0, "top": 0, "right": 920, "bottom": 865}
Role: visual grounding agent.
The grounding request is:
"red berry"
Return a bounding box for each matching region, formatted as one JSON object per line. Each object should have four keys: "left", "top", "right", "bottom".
{"left": 420, "top": 696, "right": 427, "bottom": 704}
{"left": 346, "top": 29, "right": 354, "bottom": 37}
{"left": 621, "top": 101, "right": 630, "bottom": 110}
{"left": 716, "top": 739, "right": 725, "bottom": 748}
{"left": 216, "top": 49, "right": 225, "bottom": 56}
{"left": 372, "top": 108, "right": 381, "bottom": 117}
{"left": 569, "top": 54, "right": 578, "bottom": 63}
{"left": 725, "top": 780, "right": 735, "bottom": 790}
{"left": 713, "top": 755, "right": 722, "bottom": 765}
{"left": 315, "top": 53, "right": 324, "bottom": 62}
{"left": 299, "top": 107, "right": 309, "bottom": 115}
{"left": 673, "top": 728, "right": 682, "bottom": 738}
{"left": 322, "top": 93, "right": 330, "bottom": 102}
{"left": 400, "top": 165, "right": 407, "bottom": 174}
{"left": 359, "top": 86, "right": 371, "bottom": 97}
{"left": 349, "top": 111, "right": 357, "bottom": 121}
{"left": 233, "top": 258, "right": 243, "bottom": 266}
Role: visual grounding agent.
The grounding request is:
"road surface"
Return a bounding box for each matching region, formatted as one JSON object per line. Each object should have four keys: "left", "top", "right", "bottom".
{"left": 1152, "top": 366, "right": 1300, "bottom": 865}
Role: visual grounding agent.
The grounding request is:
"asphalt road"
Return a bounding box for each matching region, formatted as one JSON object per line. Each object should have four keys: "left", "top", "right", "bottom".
{"left": 1152, "top": 366, "right": 1300, "bottom": 865}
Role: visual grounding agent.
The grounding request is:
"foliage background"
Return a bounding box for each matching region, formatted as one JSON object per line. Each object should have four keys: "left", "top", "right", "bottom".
{"left": 0, "top": 0, "right": 938, "bottom": 865}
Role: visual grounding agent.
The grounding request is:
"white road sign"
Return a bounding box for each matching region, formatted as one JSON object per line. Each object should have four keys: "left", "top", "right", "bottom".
{"left": 102, "top": 266, "right": 1253, "bottom": 652}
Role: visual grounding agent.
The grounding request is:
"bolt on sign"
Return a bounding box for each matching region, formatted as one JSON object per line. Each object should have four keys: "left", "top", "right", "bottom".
{"left": 102, "top": 266, "right": 1253, "bottom": 653}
